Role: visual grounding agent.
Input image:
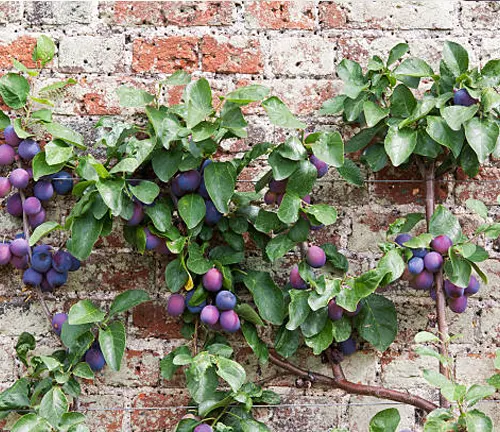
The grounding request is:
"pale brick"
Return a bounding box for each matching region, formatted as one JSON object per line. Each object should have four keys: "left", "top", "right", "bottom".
{"left": 461, "top": 0, "right": 500, "bottom": 29}
{"left": 455, "top": 354, "right": 497, "bottom": 386}
{"left": 0, "top": 1, "right": 22, "bottom": 23}
{"left": 58, "top": 36, "right": 124, "bottom": 73}
{"left": 25, "top": 1, "right": 93, "bottom": 25}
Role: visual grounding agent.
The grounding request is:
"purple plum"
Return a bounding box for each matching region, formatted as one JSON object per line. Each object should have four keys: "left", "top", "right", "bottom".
{"left": 414, "top": 270, "right": 434, "bottom": 290}
{"left": 290, "top": 265, "right": 307, "bottom": 289}
{"left": 127, "top": 202, "right": 144, "bottom": 226}
{"left": 10, "top": 238, "right": 29, "bottom": 257}
{"left": 215, "top": 290, "right": 237, "bottom": 311}
{"left": 431, "top": 235, "right": 453, "bottom": 255}
{"left": 408, "top": 257, "right": 424, "bottom": 274}
{"left": 22, "top": 268, "right": 43, "bottom": 286}
{"left": 328, "top": 299, "right": 343, "bottom": 321}
{"left": 444, "top": 280, "right": 464, "bottom": 298}
{"left": 22, "top": 197, "right": 42, "bottom": 215}
{"left": 68, "top": 254, "right": 81, "bottom": 271}
{"left": 220, "top": 310, "right": 240, "bottom": 333}
{"left": 0, "top": 243, "right": 12, "bottom": 265}
{"left": 51, "top": 313, "right": 68, "bottom": 336}
{"left": 4, "top": 125, "right": 21, "bottom": 147}
{"left": 309, "top": 155, "right": 328, "bottom": 178}
{"left": 194, "top": 425, "right": 213, "bottom": 432}
{"left": 185, "top": 290, "right": 206, "bottom": 313}
{"left": 177, "top": 170, "right": 201, "bottom": 193}
{"left": 200, "top": 305, "right": 220, "bottom": 326}
{"left": 10, "top": 255, "right": 28, "bottom": 269}
{"left": 85, "top": 348, "right": 106, "bottom": 371}
{"left": 424, "top": 252, "right": 443, "bottom": 273}
{"left": 264, "top": 190, "right": 277, "bottom": 205}
{"left": 0, "top": 176, "right": 10, "bottom": 197}
{"left": 18, "top": 139, "right": 40, "bottom": 161}
{"left": 28, "top": 208, "right": 46, "bottom": 228}
{"left": 395, "top": 233, "right": 412, "bottom": 246}
{"left": 0, "top": 144, "right": 15, "bottom": 165}
{"left": 52, "top": 250, "right": 72, "bottom": 273}
{"left": 198, "top": 178, "right": 209, "bottom": 199}
{"left": 306, "top": 246, "right": 326, "bottom": 268}
{"left": 464, "top": 275, "right": 480, "bottom": 296}
{"left": 31, "top": 250, "right": 53, "bottom": 273}
{"left": 205, "top": 200, "right": 222, "bottom": 226}
{"left": 46, "top": 268, "right": 68, "bottom": 288}
{"left": 167, "top": 294, "right": 186, "bottom": 316}
{"left": 203, "top": 268, "right": 223, "bottom": 292}
{"left": 412, "top": 248, "right": 428, "bottom": 258}
{"left": 9, "top": 168, "right": 29, "bottom": 189}
{"left": 344, "top": 303, "right": 362, "bottom": 317}
{"left": 448, "top": 296, "right": 468, "bottom": 313}
{"left": 339, "top": 337, "right": 357, "bottom": 356}
{"left": 52, "top": 171, "right": 73, "bottom": 195}
{"left": 6, "top": 193, "right": 23, "bottom": 216}
{"left": 144, "top": 228, "right": 161, "bottom": 250}
{"left": 453, "top": 88, "right": 478, "bottom": 107}
{"left": 34, "top": 180, "right": 54, "bottom": 201}
{"left": 269, "top": 179, "right": 287, "bottom": 193}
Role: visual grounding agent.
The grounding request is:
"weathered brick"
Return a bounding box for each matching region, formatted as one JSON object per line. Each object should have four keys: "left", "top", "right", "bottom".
{"left": 269, "top": 37, "right": 337, "bottom": 76}
{"left": 25, "top": 1, "right": 93, "bottom": 25}
{"left": 132, "top": 301, "right": 184, "bottom": 339}
{"left": 461, "top": 0, "right": 500, "bottom": 30}
{"left": 318, "top": 1, "right": 347, "bottom": 28}
{"left": 455, "top": 353, "right": 497, "bottom": 386}
{"left": 102, "top": 1, "right": 233, "bottom": 26}
{"left": 0, "top": 2, "right": 22, "bottom": 23}
{"left": 132, "top": 37, "right": 198, "bottom": 73}
{"left": 455, "top": 166, "right": 500, "bottom": 204}
{"left": 245, "top": 1, "right": 315, "bottom": 30}
{"left": 0, "top": 36, "right": 37, "bottom": 69}
{"left": 202, "top": 36, "right": 263, "bottom": 74}
{"left": 78, "top": 394, "right": 126, "bottom": 432}
{"left": 58, "top": 36, "right": 124, "bottom": 73}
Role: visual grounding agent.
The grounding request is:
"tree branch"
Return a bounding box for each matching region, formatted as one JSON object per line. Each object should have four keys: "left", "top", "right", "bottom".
{"left": 268, "top": 352, "right": 438, "bottom": 413}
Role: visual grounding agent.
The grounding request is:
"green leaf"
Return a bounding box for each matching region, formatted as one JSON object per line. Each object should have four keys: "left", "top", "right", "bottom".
{"left": 185, "top": 78, "right": 213, "bottom": 129}
{"left": 0, "top": 73, "right": 30, "bottom": 109}
{"left": 274, "top": 325, "right": 300, "bottom": 358}
{"left": 34, "top": 35, "right": 55, "bottom": 65}
{"left": 243, "top": 271, "right": 285, "bottom": 325}
{"left": 308, "top": 131, "right": 344, "bottom": 167}
{"left": 116, "top": 85, "right": 155, "bottom": 107}
{"left": 414, "top": 130, "right": 442, "bottom": 159}
{"left": 39, "top": 355, "right": 62, "bottom": 372}
{"left": 394, "top": 58, "right": 434, "bottom": 78}
{"left": 465, "top": 410, "right": 493, "bottom": 432}
{"left": 304, "top": 204, "right": 337, "bottom": 226}
{"left": 480, "top": 59, "right": 500, "bottom": 87}
{"left": 426, "top": 116, "right": 465, "bottom": 158}
{"left": 464, "top": 118, "right": 499, "bottom": 163}
{"left": 278, "top": 136, "right": 307, "bottom": 161}
{"left": 403, "top": 233, "right": 433, "bottom": 248}
{"left": 265, "top": 234, "right": 295, "bottom": 261}
{"left": 277, "top": 193, "right": 301, "bottom": 224}
{"left": 0, "top": 111, "right": 10, "bottom": 130}
{"left": 319, "top": 95, "right": 346, "bottom": 115}
{"left": 235, "top": 304, "right": 265, "bottom": 327}
{"left": 72, "top": 362, "right": 94, "bottom": 380}
{"left": 442, "top": 41, "right": 469, "bottom": 77}
{"left": 300, "top": 307, "right": 328, "bottom": 337}
{"left": 187, "top": 243, "right": 213, "bottom": 275}
{"left": 60, "top": 322, "right": 93, "bottom": 349}
{"left": 12, "top": 414, "right": 52, "bottom": 432}
{"left": 322, "top": 244, "right": 349, "bottom": 272}
{"left": 387, "top": 43, "right": 409, "bottom": 65}
{"left": 144, "top": 201, "right": 172, "bottom": 232}
{"left": 99, "top": 321, "right": 126, "bottom": 371}
{"left": 160, "top": 346, "right": 191, "bottom": 380}
{"left": 369, "top": 408, "right": 401, "bottom": 432}
{"left": 447, "top": 248, "right": 472, "bottom": 288}
{"left": 129, "top": 181, "right": 160, "bottom": 205}
{"left": 0, "top": 378, "right": 30, "bottom": 413}
{"left": 15, "top": 333, "right": 36, "bottom": 367}
{"left": 254, "top": 210, "right": 283, "bottom": 233}
{"left": 151, "top": 148, "right": 183, "bottom": 182}
{"left": 414, "top": 331, "right": 440, "bottom": 343}
{"left": 304, "top": 319, "right": 336, "bottom": 355}
{"left": 262, "top": 96, "right": 306, "bottom": 129}
{"left": 165, "top": 258, "right": 189, "bottom": 293}
{"left": 466, "top": 199, "right": 488, "bottom": 219}
{"left": 67, "top": 212, "right": 104, "bottom": 260}
{"left": 354, "top": 294, "right": 397, "bottom": 352}
{"left": 225, "top": 85, "right": 270, "bottom": 104}
{"left": 363, "top": 101, "right": 389, "bottom": 128}
{"left": 465, "top": 384, "right": 496, "bottom": 407}
{"left": 29, "top": 221, "right": 62, "bottom": 246}
{"left": 337, "top": 59, "right": 368, "bottom": 99}
{"left": 398, "top": 97, "right": 436, "bottom": 128}
{"left": 96, "top": 179, "right": 124, "bottom": 216}
{"left": 241, "top": 323, "right": 269, "bottom": 364}
{"left": 108, "top": 290, "right": 150, "bottom": 317}
{"left": 39, "top": 387, "right": 68, "bottom": 428}
{"left": 384, "top": 126, "right": 417, "bottom": 166}
{"left": 39, "top": 78, "right": 77, "bottom": 95}
{"left": 204, "top": 161, "right": 236, "bottom": 214}
{"left": 309, "top": 279, "right": 341, "bottom": 311}
{"left": 178, "top": 194, "right": 206, "bottom": 229}
{"left": 441, "top": 105, "right": 478, "bottom": 131}
{"left": 268, "top": 150, "right": 299, "bottom": 180}
{"left": 286, "top": 290, "right": 311, "bottom": 331}
{"left": 423, "top": 369, "right": 452, "bottom": 389}
{"left": 45, "top": 140, "right": 73, "bottom": 165}
{"left": 429, "top": 205, "right": 462, "bottom": 244}
{"left": 286, "top": 160, "right": 317, "bottom": 197}
{"left": 390, "top": 85, "right": 416, "bottom": 118}
{"left": 44, "top": 123, "right": 85, "bottom": 149}
{"left": 336, "top": 158, "right": 364, "bottom": 186}
{"left": 335, "top": 270, "right": 387, "bottom": 312}
{"left": 487, "top": 374, "right": 500, "bottom": 389}
{"left": 377, "top": 249, "right": 405, "bottom": 284}
{"left": 361, "top": 144, "right": 387, "bottom": 172}
{"left": 215, "top": 356, "right": 246, "bottom": 393}
{"left": 68, "top": 300, "right": 106, "bottom": 325}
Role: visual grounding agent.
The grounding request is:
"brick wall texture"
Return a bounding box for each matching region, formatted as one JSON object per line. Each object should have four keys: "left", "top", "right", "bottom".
{"left": 0, "top": 1, "right": 499, "bottom": 431}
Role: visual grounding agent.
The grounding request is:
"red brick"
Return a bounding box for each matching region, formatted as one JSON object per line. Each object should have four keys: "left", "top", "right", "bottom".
{"left": 132, "top": 301, "right": 184, "bottom": 339}
{"left": 130, "top": 391, "right": 190, "bottom": 431}
{"left": 373, "top": 165, "right": 449, "bottom": 205}
{"left": 104, "top": 1, "right": 233, "bottom": 26}
{"left": 0, "top": 36, "right": 37, "bottom": 69}
{"left": 79, "top": 395, "right": 125, "bottom": 431}
{"left": 319, "top": 1, "right": 347, "bottom": 28}
{"left": 132, "top": 37, "right": 198, "bottom": 73}
{"left": 245, "top": 1, "right": 315, "bottom": 30}
{"left": 456, "top": 166, "right": 500, "bottom": 205}
{"left": 202, "top": 36, "right": 263, "bottom": 74}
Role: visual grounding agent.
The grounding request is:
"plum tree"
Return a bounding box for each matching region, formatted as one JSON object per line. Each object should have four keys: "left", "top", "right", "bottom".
{"left": 309, "top": 155, "right": 328, "bottom": 178}
{"left": 328, "top": 299, "right": 343, "bottom": 321}
{"left": 22, "top": 197, "right": 42, "bottom": 215}
{"left": 430, "top": 235, "right": 453, "bottom": 255}
{"left": 3, "top": 125, "right": 21, "bottom": 147}
{"left": 177, "top": 170, "right": 201, "bottom": 193}
{"left": 52, "top": 171, "right": 73, "bottom": 194}
{"left": 0, "top": 144, "right": 15, "bottom": 165}
{"left": 0, "top": 177, "right": 10, "bottom": 197}
{"left": 127, "top": 202, "right": 144, "bottom": 226}
{"left": 203, "top": 268, "right": 223, "bottom": 292}
{"left": 22, "top": 268, "right": 43, "bottom": 286}
{"left": 408, "top": 257, "right": 424, "bottom": 275}
{"left": 185, "top": 290, "right": 206, "bottom": 313}
{"left": 215, "top": 290, "right": 237, "bottom": 311}
{"left": 0, "top": 243, "right": 11, "bottom": 265}
{"left": 414, "top": 270, "right": 434, "bottom": 290}
{"left": 306, "top": 246, "right": 326, "bottom": 268}
{"left": 31, "top": 250, "right": 52, "bottom": 273}
{"left": 85, "top": 347, "right": 106, "bottom": 371}
{"left": 423, "top": 252, "right": 443, "bottom": 273}
{"left": 464, "top": 275, "right": 480, "bottom": 296}
{"left": 289, "top": 265, "right": 307, "bottom": 289}
{"left": 46, "top": 268, "right": 68, "bottom": 288}
{"left": 200, "top": 305, "right": 220, "bottom": 326}
{"left": 18, "top": 139, "right": 40, "bottom": 161}
{"left": 219, "top": 310, "right": 240, "bottom": 333}
{"left": 52, "top": 250, "right": 72, "bottom": 273}
{"left": 6, "top": 193, "right": 23, "bottom": 217}
{"left": 167, "top": 294, "right": 186, "bottom": 316}
{"left": 51, "top": 313, "right": 68, "bottom": 336}
{"left": 33, "top": 180, "right": 54, "bottom": 201}
{"left": 205, "top": 200, "right": 222, "bottom": 226}
{"left": 395, "top": 233, "right": 412, "bottom": 246}
{"left": 444, "top": 280, "right": 464, "bottom": 298}
{"left": 9, "top": 168, "right": 30, "bottom": 189}
{"left": 10, "top": 238, "right": 29, "bottom": 257}
{"left": 453, "top": 88, "right": 478, "bottom": 106}
{"left": 448, "top": 296, "right": 468, "bottom": 313}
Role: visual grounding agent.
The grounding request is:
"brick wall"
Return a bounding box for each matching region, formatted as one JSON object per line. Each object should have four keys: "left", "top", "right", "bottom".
{"left": 0, "top": 1, "right": 499, "bottom": 431}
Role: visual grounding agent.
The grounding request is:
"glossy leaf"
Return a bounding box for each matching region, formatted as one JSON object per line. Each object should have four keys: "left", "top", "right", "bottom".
{"left": 99, "top": 321, "right": 126, "bottom": 371}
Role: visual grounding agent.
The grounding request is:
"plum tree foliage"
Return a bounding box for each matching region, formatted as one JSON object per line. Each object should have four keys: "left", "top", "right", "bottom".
{"left": 0, "top": 36, "right": 498, "bottom": 431}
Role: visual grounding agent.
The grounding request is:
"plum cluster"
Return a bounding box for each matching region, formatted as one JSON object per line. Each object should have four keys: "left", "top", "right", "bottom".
{"left": 0, "top": 237, "right": 80, "bottom": 291}
{"left": 1, "top": 126, "right": 73, "bottom": 228}
{"left": 167, "top": 267, "right": 241, "bottom": 333}
{"left": 51, "top": 313, "right": 106, "bottom": 372}
{"left": 396, "top": 233, "right": 480, "bottom": 313}
{"left": 290, "top": 245, "right": 360, "bottom": 356}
